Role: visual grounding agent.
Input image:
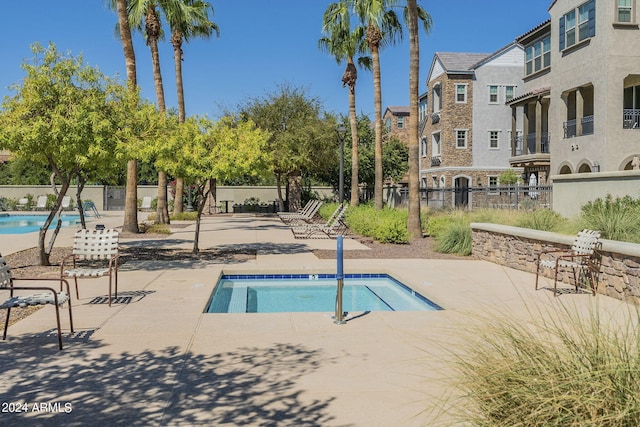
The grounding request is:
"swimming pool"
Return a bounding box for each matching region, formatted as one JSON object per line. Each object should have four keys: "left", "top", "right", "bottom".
{"left": 0, "top": 214, "right": 81, "bottom": 234}
{"left": 206, "top": 273, "right": 443, "bottom": 313}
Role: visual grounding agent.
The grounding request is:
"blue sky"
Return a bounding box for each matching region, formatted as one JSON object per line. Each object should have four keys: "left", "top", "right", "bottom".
{"left": 0, "top": 1, "right": 551, "bottom": 120}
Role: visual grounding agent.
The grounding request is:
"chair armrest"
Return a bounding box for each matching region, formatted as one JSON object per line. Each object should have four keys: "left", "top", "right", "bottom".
{"left": 10, "top": 277, "right": 72, "bottom": 298}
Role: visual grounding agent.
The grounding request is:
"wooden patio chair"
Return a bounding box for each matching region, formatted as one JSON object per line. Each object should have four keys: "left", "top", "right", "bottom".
{"left": 61, "top": 229, "right": 120, "bottom": 306}
{"left": 535, "top": 229, "right": 601, "bottom": 297}
{"left": 1, "top": 254, "right": 74, "bottom": 350}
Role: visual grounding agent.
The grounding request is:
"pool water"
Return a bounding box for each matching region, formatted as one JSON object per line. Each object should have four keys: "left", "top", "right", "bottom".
{"left": 0, "top": 214, "right": 81, "bottom": 234}
{"left": 206, "top": 274, "right": 443, "bottom": 313}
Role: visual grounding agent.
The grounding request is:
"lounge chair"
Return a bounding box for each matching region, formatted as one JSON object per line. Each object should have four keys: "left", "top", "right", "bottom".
{"left": 278, "top": 199, "right": 315, "bottom": 217}
{"left": 291, "top": 203, "right": 348, "bottom": 239}
{"left": 61, "top": 195, "right": 72, "bottom": 211}
{"left": 1, "top": 254, "right": 74, "bottom": 350}
{"left": 61, "top": 229, "right": 120, "bottom": 306}
{"left": 34, "top": 195, "right": 47, "bottom": 211}
{"left": 535, "top": 229, "right": 601, "bottom": 297}
{"left": 139, "top": 196, "right": 153, "bottom": 211}
{"left": 280, "top": 200, "right": 323, "bottom": 225}
{"left": 16, "top": 197, "right": 29, "bottom": 210}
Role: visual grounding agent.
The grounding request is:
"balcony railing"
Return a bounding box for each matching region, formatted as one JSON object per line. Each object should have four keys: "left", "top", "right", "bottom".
{"left": 563, "top": 119, "right": 577, "bottom": 139}
{"left": 623, "top": 109, "right": 640, "bottom": 129}
{"left": 431, "top": 112, "right": 440, "bottom": 124}
{"left": 430, "top": 156, "right": 441, "bottom": 167}
{"left": 582, "top": 115, "right": 594, "bottom": 135}
{"left": 521, "top": 132, "right": 550, "bottom": 154}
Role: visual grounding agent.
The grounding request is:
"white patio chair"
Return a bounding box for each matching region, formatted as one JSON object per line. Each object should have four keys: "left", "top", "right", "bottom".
{"left": 535, "top": 229, "right": 601, "bottom": 297}
{"left": 61, "top": 229, "right": 120, "bottom": 306}
{"left": 34, "top": 195, "right": 47, "bottom": 210}
{"left": 1, "top": 254, "right": 74, "bottom": 350}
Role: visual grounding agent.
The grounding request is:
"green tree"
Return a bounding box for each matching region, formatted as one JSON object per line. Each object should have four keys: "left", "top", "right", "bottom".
{"left": 155, "top": 116, "right": 270, "bottom": 253}
{"left": 239, "top": 84, "right": 337, "bottom": 211}
{"left": 349, "top": 0, "right": 403, "bottom": 209}
{"left": 320, "top": 1, "right": 370, "bottom": 207}
{"left": 165, "top": 0, "right": 219, "bottom": 215}
{"left": 113, "top": 0, "right": 141, "bottom": 234}
{"left": 0, "top": 44, "right": 123, "bottom": 265}
{"left": 406, "top": 0, "right": 432, "bottom": 240}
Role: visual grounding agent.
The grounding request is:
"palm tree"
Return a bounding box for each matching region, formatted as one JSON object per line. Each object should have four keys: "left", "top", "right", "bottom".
{"left": 164, "top": 0, "right": 219, "bottom": 214}
{"left": 114, "top": 0, "right": 140, "bottom": 234}
{"left": 319, "top": 1, "right": 370, "bottom": 207}
{"left": 405, "top": 2, "right": 432, "bottom": 239}
{"left": 349, "top": 0, "right": 403, "bottom": 210}
{"left": 127, "top": 0, "right": 171, "bottom": 224}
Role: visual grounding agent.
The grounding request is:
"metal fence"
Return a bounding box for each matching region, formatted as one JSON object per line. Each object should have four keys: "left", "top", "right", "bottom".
{"left": 381, "top": 185, "right": 553, "bottom": 211}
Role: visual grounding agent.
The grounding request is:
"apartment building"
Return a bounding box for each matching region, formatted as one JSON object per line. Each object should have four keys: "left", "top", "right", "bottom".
{"left": 420, "top": 43, "right": 525, "bottom": 207}
{"left": 383, "top": 106, "right": 410, "bottom": 145}
{"left": 510, "top": 0, "right": 640, "bottom": 183}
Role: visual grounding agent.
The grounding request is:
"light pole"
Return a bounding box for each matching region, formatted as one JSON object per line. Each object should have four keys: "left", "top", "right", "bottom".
{"left": 336, "top": 124, "right": 346, "bottom": 205}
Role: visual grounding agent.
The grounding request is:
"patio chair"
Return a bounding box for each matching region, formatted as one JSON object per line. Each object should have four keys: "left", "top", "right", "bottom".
{"left": 16, "top": 197, "right": 29, "bottom": 210}
{"left": 61, "top": 229, "right": 120, "bottom": 306}
{"left": 61, "top": 195, "right": 72, "bottom": 211}
{"left": 278, "top": 199, "right": 315, "bottom": 217}
{"left": 291, "top": 203, "right": 348, "bottom": 239}
{"left": 34, "top": 195, "right": 47, "bottom": 211}
{"left": 535, "top": 229, "right": 601, "bottom": 297}
{"left": 280, "top": 201, "right": 323, "bottom": 225}
{"left": 1, "top": 254, "right": 74, "bottom": 350}
{"left": 139, "top": 196, "right": 153, "bottom": 211}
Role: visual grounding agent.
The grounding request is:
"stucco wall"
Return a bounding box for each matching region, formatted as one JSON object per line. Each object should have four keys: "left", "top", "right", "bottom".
{"left": 551, "top": 170, "right": 640, "bottom": 218}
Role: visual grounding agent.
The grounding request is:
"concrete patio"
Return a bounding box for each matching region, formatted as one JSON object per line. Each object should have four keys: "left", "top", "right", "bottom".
{"left": 0, "top": 212, "right": 630, "bottom": 426}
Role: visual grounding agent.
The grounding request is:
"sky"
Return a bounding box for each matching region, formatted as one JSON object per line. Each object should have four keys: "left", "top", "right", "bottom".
{"left": 0, "top": 1, "right": 552, "bottom": 120}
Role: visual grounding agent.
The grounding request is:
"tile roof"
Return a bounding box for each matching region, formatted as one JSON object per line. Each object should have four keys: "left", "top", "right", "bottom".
{"left": 436, "top": 52, "right": 491, "bottom": 73}
{"left": 385, "top": 106, "right": 410, "bottom": 115}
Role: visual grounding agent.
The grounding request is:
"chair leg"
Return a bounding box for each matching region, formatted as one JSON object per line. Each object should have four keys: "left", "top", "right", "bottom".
{"left": 535, "top": 261, "right": 541, "bottom": 290}
{"left": 553, "top": 263, "right": 560, "bottom": 297}
{"left": 74, "top": 276, "right": 79, "bottom": 299}
{"left": 3, "top": 307, "right": 10, "bottom": 340}
{"left": 53, "top": 304, "right": 63, "bottom": 350}
{"left": 108, "top": 275, "right": 112, "bottom": 307}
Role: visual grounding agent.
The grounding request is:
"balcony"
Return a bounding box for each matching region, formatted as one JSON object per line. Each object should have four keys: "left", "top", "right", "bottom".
{"left": 430, "top": 156, "right": 441, "bottom": 167}
{"left": 623, "top": 109, "right": 640, "bottom": 129}
{"left": 431, "top": 112, "right": 440, "bottom": 124}
{"left": 510, "top": 133, "right": 550, "bottom": 167}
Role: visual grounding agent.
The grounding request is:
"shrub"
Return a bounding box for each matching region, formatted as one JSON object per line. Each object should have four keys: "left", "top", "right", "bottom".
{"left": 171, "top": 212, "right": 198, "bottom": 221}
{"left": 330, "top": 203, "right": 409, "bottom": 244}
{"left": 580, "top": 195, "right": 640, "bottom": 243}
{"left": 447, "top": 305, "right": 640, "bottom": 426}
{"left": 143, "top": 223, "right": 171, "bottom": 234}
{"left": 515, "top": 208, "right": 565, "bottom": 232}
{"left": 433, "top": 221, "right": 472, "bottom": 255}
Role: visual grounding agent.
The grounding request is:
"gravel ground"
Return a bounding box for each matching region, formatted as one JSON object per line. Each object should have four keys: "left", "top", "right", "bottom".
{"left": 2, "top": 231, "right": 469, "bottom": 326}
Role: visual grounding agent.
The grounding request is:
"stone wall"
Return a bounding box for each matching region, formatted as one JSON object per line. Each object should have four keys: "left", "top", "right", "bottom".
{"left": 471, "top": 223, "right": 640, "bottom": 302}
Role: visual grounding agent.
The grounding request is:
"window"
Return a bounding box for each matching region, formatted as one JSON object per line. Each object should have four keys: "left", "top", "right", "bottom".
{"left": 488, "top": 131, "right": 499, "bottom": 149}
{"left": 489, "top": 85, "right": 499, "bottom": 104}
{"left": 455, "top": 84, "right": 467, "bottom": 103}
{"left": 421, "top": 137, "right": 427, "bottom": 157}
{"left": 432, "top": 132, "right": 441, "bottom": 155}
{"left": 618, "top": 0, "right": 633, "bottom": 22}
{"left": 432, "top": 84, "right": 442, "bottom": 113}
{"left": 560, "top": 0, "right": 595, "bottom": 50}
{"left": 385, "top": 117, "right": 391, "bottom": 132}
{"left": 525, "top": 36, "right": 550, "bottom": 76}
{"left": 456, "top": 130, "right": 467, "bottom": 148}
{"left": 488, "top": 176, "right": 499, "bottom": 193}
{"left": 397, "top": 116, "right": 404, "bottom": 129}
{"left": 505, "top": 86, "right": 516, "bottom": 102}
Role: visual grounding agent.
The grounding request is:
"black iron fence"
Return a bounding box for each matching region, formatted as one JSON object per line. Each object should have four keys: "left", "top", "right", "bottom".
{"left": 378, "top": 185, "right": 553, "bottom": 211}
